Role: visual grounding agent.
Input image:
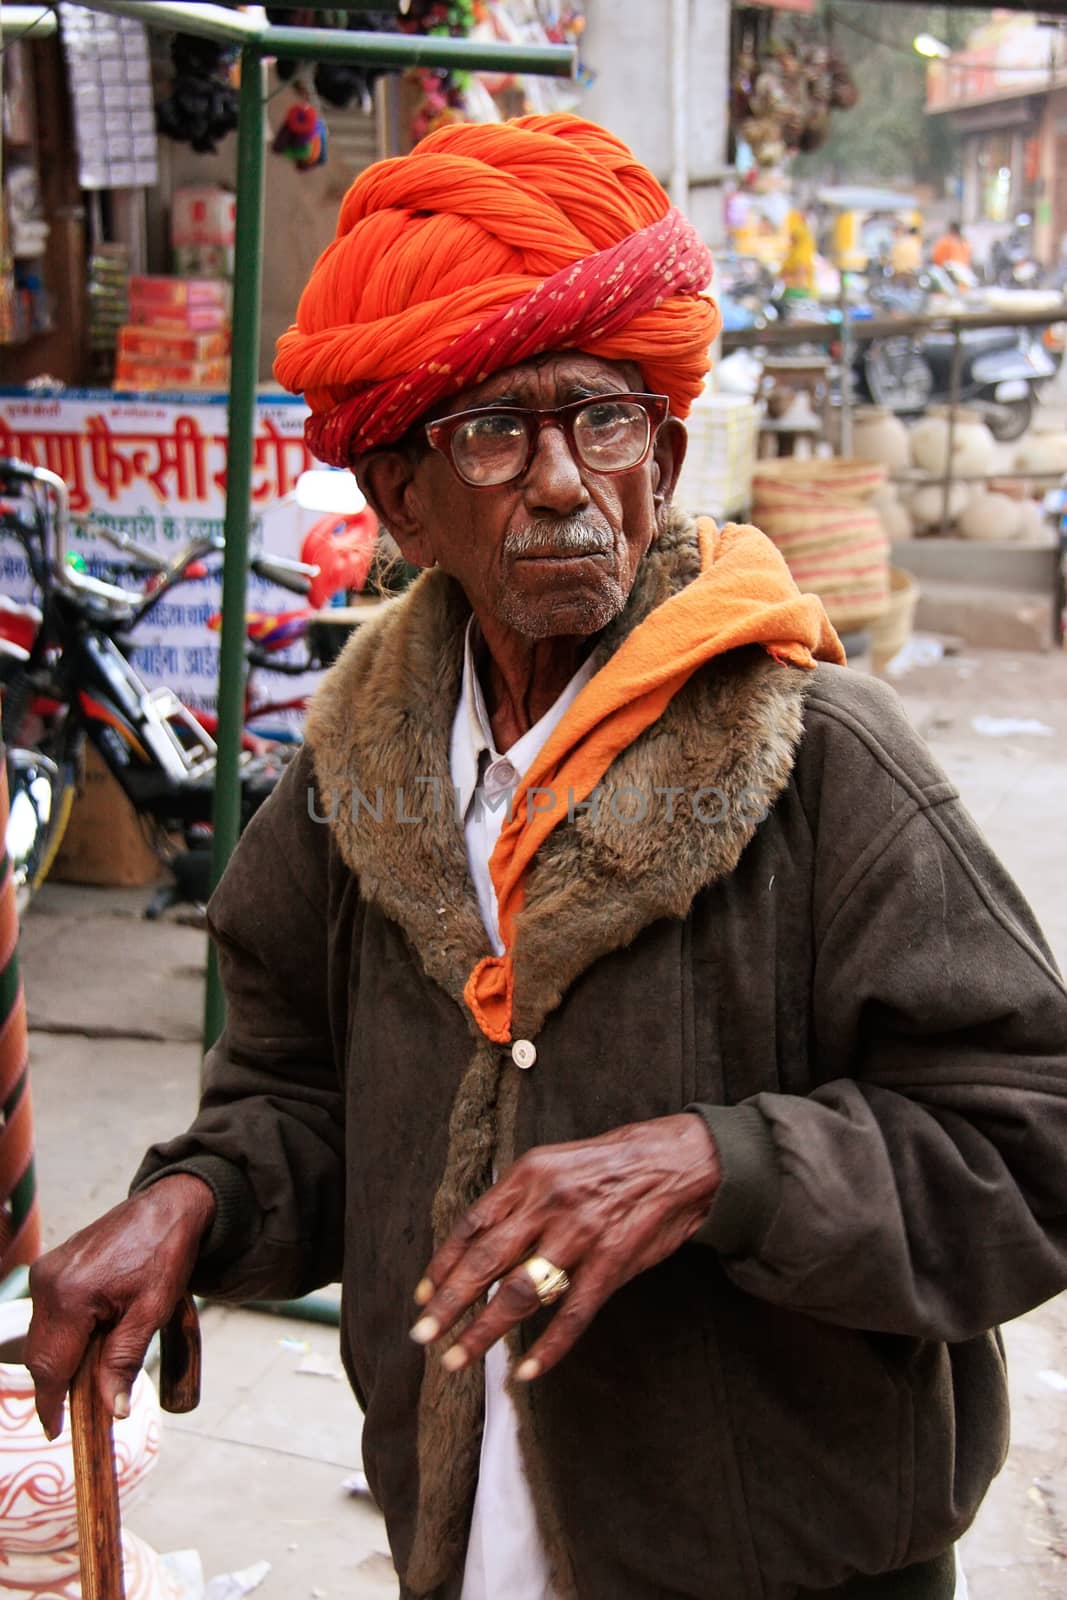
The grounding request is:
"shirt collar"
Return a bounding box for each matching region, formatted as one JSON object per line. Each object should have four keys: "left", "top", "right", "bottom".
{"left": 449, "top": 615, "right": 598, "bottom": 804}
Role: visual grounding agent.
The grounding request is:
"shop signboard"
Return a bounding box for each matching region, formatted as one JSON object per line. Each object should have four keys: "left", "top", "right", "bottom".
{"left": 0, "top": 389, "right": 323, "bottom": 717}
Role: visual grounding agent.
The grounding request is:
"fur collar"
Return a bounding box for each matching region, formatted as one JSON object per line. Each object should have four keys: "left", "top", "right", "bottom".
{"left": 305, "top": 507, "right": 809, "bottom": 1594}
{"left": 306, "top": 508, "right": 807, "bottom": 1038}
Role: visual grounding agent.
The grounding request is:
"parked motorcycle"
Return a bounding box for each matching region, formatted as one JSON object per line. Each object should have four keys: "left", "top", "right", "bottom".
{"left": 853, "top": 266, "right": 1056, "bottom": 440}
{"left": 991, "top": 215, "right": 1042, "bottom": 290}
{"left": 919, "top": 323, "right": 1054, "bottom": 440}
{"left": 0, "top": 457, "right": 319, "bottom": 914}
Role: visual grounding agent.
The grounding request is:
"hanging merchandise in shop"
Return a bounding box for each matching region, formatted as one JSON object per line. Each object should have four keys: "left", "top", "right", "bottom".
{"left": 267, "top": 8, "right": 396, "bottom": 114}
{"left": 272, "top": 101, "right": 329, "bottom": 170}
{"left": 731, "top": 6, "right": 857, "bottom": 170}
{"left": 265, "top": 3, "right": 589, "bottom": 145}
{"left": 155, "top": 31, "right": 241, "bottom": 154}
{"left": 57, "top": 2, "right": 159, "bottom": 188}
{"left": 1, "top": 40, "right": 52, "bottom": 344}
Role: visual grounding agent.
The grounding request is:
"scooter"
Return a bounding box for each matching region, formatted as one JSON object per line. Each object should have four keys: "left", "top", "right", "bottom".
{"left": 918, "top": 323, "right": 1056, "bottom": 441}
{"left": 991, "top": 215, "right": 1042, "bottom": 290}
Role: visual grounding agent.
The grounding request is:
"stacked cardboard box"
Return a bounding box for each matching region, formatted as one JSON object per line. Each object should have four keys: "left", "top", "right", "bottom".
{"left": 171, "top": 184, "right": 236, "bottom": 280}
{"left": 113, "top": 276, "right": 231, "bottom": 391}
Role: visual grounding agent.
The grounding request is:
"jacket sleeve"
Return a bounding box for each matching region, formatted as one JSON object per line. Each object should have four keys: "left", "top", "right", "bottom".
{"left": 131, "top": 745, "right": 346, "bottom": 1302}
{"left": 690, "top": 674, "right": 1067, "bottom": 1343}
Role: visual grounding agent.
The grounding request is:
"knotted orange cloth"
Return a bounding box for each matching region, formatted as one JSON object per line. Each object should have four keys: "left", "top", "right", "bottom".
{"left": 273, "top": 114, "right": 721, "bottom": 464}
{"left": 463, "top": 519, "right": 846, "bottom": 1044}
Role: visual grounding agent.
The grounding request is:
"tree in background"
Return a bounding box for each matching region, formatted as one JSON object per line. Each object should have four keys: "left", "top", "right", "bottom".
{"left": 792, "top": 2, "right": 987, "bottom": 187}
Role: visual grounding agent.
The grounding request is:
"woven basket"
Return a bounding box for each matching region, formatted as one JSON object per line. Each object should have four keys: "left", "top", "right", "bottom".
{"left": 869, "top": 566, "right": 919, "bottom": 671}
{"left": 752, "top": 457, "right": 890, "bottom": 634}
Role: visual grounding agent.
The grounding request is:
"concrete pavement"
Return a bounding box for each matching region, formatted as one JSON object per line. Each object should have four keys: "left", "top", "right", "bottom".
{"left": 15, "top": 645, "right": 1067, "bottom": 1598}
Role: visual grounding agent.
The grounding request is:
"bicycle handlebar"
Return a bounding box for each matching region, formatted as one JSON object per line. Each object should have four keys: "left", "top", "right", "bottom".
{"left": 2, "top": 459, "right": 141, "bottom": 611}
{"left": 0, "top": 458, "right": 320, "bottom": 618}
{"left": 250, "top": 553, "right": 316, "bottom": 595}
{"left": 91, "top": 521, "right": 172, "bottom": 572}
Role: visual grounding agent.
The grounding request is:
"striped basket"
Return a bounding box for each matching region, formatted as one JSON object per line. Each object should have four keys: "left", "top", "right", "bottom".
{"left": 869, "top": 566, "right": 920, "bottom": 673}
{"left": 752, "top": 458, "right": 890, "bottom": 634}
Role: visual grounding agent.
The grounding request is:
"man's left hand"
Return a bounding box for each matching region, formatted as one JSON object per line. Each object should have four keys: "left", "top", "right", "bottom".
{"left": 410, "top": 1113, "right": 720, "bottom": 1381}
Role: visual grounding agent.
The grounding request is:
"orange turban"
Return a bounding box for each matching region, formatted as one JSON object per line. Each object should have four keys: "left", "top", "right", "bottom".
{"left": 273, "top": 114, "right": 720, "bottom": 466}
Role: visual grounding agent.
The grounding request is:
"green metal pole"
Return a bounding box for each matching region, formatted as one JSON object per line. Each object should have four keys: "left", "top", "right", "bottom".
{"left": 265, "top": 25, "right": 575, "bottom": 75}
{"left": 66, "top": 1, "right": 576, "bottom": 78}
{"left": 241, "top": 1292, "right": 342, "bottom": 1328}
{"left": 0, "top": 1265, "right": 29, "bottom": 1303}
{"left": 203, "top": 43, "right": 266, "bottom": 1052}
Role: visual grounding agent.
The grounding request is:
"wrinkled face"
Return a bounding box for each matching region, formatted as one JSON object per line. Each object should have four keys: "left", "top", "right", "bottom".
{"left": 358, "top": 352, "right": 686, "bottom": 640}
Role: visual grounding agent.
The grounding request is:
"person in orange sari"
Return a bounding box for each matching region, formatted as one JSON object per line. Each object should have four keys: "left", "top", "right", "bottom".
{"left": 26, "top": 116, "right": 1067, "bottom": 1600}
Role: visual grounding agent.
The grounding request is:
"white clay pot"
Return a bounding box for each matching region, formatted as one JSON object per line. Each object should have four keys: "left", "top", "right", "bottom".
{"left": 910, "top": 482, "right": 970, "bottom": 531}
{"left": 909, "top": 411, "right": 996, "bottom": 478}
{"left": 1014, "top": 498, "right": 1053, "bottom": 544}
{"left": 0, "top": 1300, "right": 173, "bottom": 1598}
{"left": 852, "top": 406, "right": 912, "bottom": 474}
{"left": 870, "top": 480, "right": 900, "bottom": 516}
{"left": 1014, "top": 432, "right": 1067, "bottom": 476}
{"left": 957, "top": 491, "right": 1022, "bottom": 542}
{"left": 1028, "top": 408, "right": 1067, "bottom": 435}
{"left": 877, "top": 497, "right": 914, "bottom": 541}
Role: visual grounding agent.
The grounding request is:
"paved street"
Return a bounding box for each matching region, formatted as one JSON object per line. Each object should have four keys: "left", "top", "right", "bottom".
{"left": 15, "top": 645, "right": 1067, "bottom": 1598}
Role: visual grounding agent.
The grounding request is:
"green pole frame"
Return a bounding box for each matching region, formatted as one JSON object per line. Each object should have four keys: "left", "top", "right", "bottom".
{"left": 203, "top": 42, "right": 266, "bottom": 1050}
{"left": 265, "top": 25, "right": 574, "bottom": 73}
{"left": 62, "top": 1, "right": 576, "bottom": 77}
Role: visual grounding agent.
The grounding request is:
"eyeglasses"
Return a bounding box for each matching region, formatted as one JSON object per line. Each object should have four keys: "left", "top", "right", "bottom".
{"left": 424, "top": 392, "right": 670, "bottom": 489}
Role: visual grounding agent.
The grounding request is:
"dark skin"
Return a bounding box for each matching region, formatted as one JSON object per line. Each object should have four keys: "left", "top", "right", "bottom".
{"left": 24, "top": 351, "right": 721, "bottom": 1434}
{"left": 362, "top": 352, "right": 679, "bottom": 748}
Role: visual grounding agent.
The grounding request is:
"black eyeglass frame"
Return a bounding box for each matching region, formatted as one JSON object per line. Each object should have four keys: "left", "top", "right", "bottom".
{"left": 423, "top": 392, "right": 671, "bottom": 488}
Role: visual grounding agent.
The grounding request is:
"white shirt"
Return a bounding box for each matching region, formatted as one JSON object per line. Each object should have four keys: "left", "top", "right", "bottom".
{"left": 451, "top": 619, "right": 595, "bottom": 1600}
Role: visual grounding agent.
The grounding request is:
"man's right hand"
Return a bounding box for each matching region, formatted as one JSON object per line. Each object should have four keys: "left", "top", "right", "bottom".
{"left": 26, "top": 1173, "right": 216, "bottom": 1439}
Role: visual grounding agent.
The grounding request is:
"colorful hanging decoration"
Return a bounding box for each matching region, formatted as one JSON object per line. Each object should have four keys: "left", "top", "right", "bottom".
{"left": 272, "top": 101, "right": 328, "bottom": 170}
{"left": 403, "top": 1, "right": 589, "bottom": 143}
{"left": 730, "top": 18, "right": 858, "bottom": 170}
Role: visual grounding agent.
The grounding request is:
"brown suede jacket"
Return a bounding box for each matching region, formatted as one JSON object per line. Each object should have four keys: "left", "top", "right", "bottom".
{"left": 135, "top": 514, "right": 1067, "bottom": 1600}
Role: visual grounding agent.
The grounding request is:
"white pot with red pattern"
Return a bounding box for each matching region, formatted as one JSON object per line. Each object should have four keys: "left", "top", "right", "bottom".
{"left": 0, "top": 1298, "right": 176, "bottom": 1598}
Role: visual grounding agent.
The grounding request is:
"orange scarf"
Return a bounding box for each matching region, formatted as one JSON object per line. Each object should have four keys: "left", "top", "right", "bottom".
{"left": 463, "top": 518, "right": 845, "bottom": 1043}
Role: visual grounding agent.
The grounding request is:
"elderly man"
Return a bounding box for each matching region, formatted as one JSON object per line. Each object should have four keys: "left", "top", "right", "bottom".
{"left": 27, "top": 117, "right": 1067, "bottom": 1600}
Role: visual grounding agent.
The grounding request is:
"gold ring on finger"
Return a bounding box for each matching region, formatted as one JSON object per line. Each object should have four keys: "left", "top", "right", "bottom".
{"left": 522, "top": 1255, "right": 571, "bottom": 1307}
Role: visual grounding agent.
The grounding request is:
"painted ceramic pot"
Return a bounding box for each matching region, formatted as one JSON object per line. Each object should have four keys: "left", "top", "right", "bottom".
{"left": 0, "top": 1300, "right": 174, "bottom": 1599}
{"left": 0, "top": 1528, "right": 177, "bottom": 1598}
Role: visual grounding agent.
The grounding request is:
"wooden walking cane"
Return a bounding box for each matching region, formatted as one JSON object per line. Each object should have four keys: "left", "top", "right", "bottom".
{"left": 70, "top": 1293, "right": 202, "bottom": 1600}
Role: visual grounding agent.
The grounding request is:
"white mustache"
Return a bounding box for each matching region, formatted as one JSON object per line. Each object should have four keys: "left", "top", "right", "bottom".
{"left": 504, "top": 517, "right": 614, "bottom": 559}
